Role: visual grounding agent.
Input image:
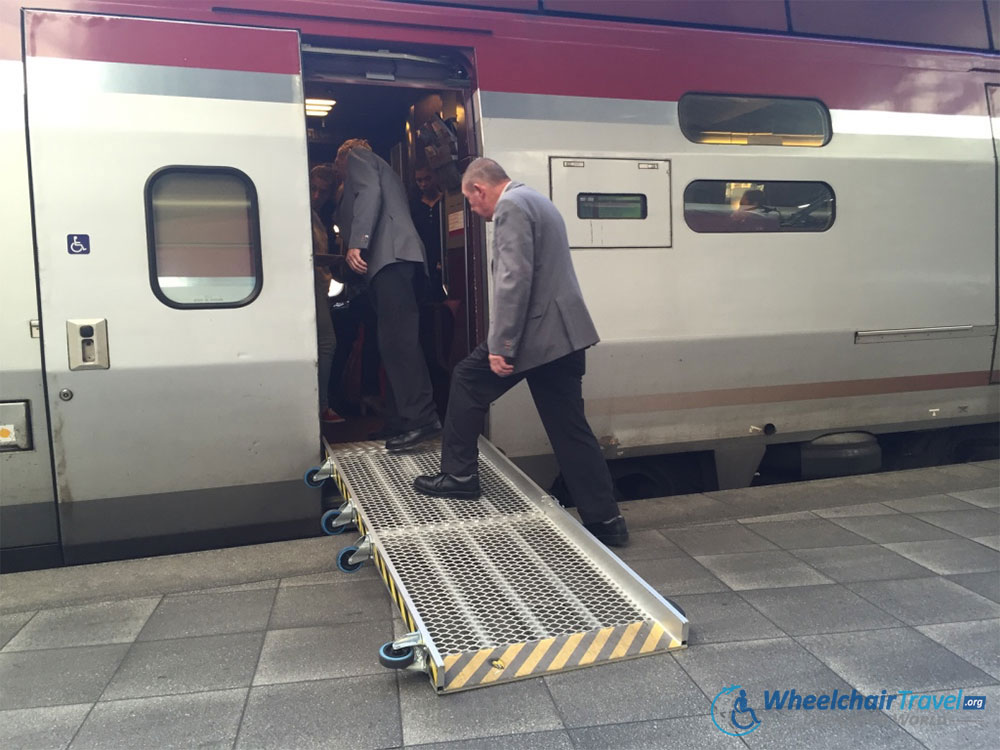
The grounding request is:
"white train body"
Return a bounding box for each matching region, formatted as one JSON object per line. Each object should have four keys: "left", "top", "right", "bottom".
{"left": 1, "top": 0, "right": 997, "bottom": 566}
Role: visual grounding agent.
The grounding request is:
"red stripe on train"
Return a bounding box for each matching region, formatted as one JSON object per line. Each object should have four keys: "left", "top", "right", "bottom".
{"left": 24, "top": 11, "right": 300, "bottom": 75}
{"left": 6, "top": 2, "right": 996, "bottom": 115}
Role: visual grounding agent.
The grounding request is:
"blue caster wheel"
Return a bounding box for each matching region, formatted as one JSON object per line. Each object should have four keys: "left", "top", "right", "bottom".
{"left": 321, "top": 508, "right": 349, "bottom": 535}
{"left": 337, "top": 546, "right": 363, "bottom": 573}
{"left": 379, "top": 641, "right": 415, "bottom": 669}
{"left": 304, "top": 467, "right": 326, "bottom": 488}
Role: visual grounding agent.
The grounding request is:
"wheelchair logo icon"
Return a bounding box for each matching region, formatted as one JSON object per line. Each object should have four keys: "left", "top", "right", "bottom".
{"left": 67, "top": 234, "right": 90, "bottom": 255}
{"left": 711, "top": 685, "right": 762, "bottom": 736}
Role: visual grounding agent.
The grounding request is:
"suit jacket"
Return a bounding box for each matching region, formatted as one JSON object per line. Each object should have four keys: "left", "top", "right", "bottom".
{"left": 488, "top": 181, "right": 600, "bottom": 373}
{"left": 337, "top": 148, "right": 426, "bottom": 281}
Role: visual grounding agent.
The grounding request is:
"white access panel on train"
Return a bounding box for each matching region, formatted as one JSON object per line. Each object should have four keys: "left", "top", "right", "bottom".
{"left": 549, "top": 157, "right": 671, "bottom": 249}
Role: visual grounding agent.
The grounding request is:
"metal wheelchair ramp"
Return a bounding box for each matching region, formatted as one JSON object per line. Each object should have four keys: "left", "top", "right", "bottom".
{"left": 310, "top": 437, "right": 688, "bottom": 693}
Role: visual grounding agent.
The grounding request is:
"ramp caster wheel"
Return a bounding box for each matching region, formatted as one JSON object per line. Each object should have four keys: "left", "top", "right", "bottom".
{"left": 337, "top": 546, "right": 364, "bottom": 573}
{"left": 304, "top": 467, "right": 326, "bottom": 488}
{"left": 321, "top": 509, "right": 349, "bottom": 535}
{"left": 379, "top": 642, "right": 416, "bottom": 669}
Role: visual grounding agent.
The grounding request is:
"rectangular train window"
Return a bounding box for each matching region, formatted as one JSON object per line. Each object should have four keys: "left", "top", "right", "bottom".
{"left": 577, "top": 193, "right": 648, "bottom": 220}
{"left": 683, "top": 180, "right": 834, "bottom": 233}
{"left": 679, "top": 94, "right": 830, "bottom": 147}
{"left": 145, "top": 168, "right": 262, "bottom": 307}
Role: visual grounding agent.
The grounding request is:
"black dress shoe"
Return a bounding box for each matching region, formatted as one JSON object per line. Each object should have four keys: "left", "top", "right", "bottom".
{"left": 385, "top": 419, "right": 442, "bottom": 452}
{"left": 583, "top": 515, "right": 630, "bottom": 547}
{"left": 413, "top": 472, "right": 481, "bottom": 499}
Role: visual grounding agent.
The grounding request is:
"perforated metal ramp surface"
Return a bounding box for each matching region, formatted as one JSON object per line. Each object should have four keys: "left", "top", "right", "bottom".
{"left": 328, "top": 437, "right": 688, "bottom": 692}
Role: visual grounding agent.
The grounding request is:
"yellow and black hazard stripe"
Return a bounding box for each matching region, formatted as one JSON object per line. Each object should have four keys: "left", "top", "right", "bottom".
{"left": 368, "top": 541, "right": 441, "bottom": 687}
{"left": 328, "top": 462, "right": 443, "bottom": 685}
{"left": 441, "top": 620, "right": 681, "bottom": 691}
{"left": 370, "top": 545, "right": 414, "bottom": 629}
{"left": 330, "top": 462, "right": 351, "bottom": 503}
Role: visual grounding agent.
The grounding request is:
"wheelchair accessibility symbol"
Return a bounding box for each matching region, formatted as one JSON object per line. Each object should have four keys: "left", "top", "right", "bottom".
{"left": 67, "top": 234, "right": 90, "bottom": 255}
{"left": 712, "top": 685, "right": 763, "bottom": 736}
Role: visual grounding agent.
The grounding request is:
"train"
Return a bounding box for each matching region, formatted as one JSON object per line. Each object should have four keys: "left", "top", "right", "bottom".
{"left": 2, "top": 0, "right": 997, "bottom": 569}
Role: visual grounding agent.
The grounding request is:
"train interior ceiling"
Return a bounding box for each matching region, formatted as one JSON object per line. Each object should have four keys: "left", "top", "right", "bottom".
{"left": 302, "top": 46, "right": 475, "bottom": 442}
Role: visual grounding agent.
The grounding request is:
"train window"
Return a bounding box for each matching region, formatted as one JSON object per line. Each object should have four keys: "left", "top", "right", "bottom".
{"left": 145, "top": 167, "right": 262, "bottom": 308}
{"left": 679, "top": 94, "right": 830, "bottom": 147}
{"left": 683, "top": 180, "right": 835, "bottom": 233}
{"left": 577, "top": 193, "right": 648, "bottom": 220}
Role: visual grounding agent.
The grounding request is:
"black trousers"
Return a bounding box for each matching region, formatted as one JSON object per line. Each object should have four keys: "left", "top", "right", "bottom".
{"left": 441, "top": 342, "right": 620, "bottom": 525}
{"left": 369, "top": 262, "right": 437, "bottom": 431}
{"left": 329, "top": 290, "right": 380, "bottom": 406}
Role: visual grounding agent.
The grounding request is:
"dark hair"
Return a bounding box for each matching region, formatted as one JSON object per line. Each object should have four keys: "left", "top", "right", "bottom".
{"left": 310, "top": 163, "right": 336, "bottom": 185}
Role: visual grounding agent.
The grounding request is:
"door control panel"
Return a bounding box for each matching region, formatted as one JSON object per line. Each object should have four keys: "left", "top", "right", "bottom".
{"left": 66, "top": 319, "right": 110, "bottom": 370}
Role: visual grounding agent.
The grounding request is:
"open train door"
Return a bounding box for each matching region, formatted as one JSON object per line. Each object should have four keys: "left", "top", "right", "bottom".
{"left": 989, "top": 84, "right": 1000, "bottom": 384}
{"left": 24, "top": 10, "right": 319, "bottom": 562}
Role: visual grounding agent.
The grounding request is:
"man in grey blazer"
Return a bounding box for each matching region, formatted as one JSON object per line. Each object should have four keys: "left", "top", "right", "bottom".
{"left": 413, "top": 158, "right": 628, "bottom": 547}
{"left": 336, "top": 139, "right": 440, "bottom": 450}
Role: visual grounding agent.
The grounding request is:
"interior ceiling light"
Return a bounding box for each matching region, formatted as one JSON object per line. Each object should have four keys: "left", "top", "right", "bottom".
{"left": 304, "top": 98, "right": 335, "bottom": 119}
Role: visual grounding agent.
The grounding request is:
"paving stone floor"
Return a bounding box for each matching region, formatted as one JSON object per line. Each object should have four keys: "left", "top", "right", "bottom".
{"left": 1, "top": 462, "right": 997, "bottom": 749}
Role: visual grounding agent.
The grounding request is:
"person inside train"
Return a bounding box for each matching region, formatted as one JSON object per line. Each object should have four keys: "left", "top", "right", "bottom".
{"left": 327, "top": 174, "right": 384, "bottom": 422}
{"left": 410, "top": 164, "right": 453, "bottom": 413}
{"left": 309, "top": 164, "right": 345, "bottom": 424}
{"left": 336, "top": 138, "right": 441, "bottom": 451}
{"left": 410, "top": 165, "right": 445, "bottom": 302}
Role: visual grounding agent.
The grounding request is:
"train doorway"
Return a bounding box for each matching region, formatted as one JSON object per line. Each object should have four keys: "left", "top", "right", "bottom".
{"left": 301, "top": 44, "right": 482, "bottom": 444}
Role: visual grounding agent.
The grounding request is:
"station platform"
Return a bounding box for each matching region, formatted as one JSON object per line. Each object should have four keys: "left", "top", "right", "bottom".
{"left": 1, "top": 460, "right": 998, "bottom": 749}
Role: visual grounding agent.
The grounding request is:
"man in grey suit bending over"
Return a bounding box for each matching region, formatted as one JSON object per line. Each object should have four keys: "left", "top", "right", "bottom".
{"left": 337, "top": 139, "right": 441, "bottom": 451}
{"left": 413, "top": 158, "right": 629, "bottom": 547}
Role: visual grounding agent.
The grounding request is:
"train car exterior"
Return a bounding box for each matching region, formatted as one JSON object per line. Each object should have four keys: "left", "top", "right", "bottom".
{"left": 2, "top": 0, "right": 997, "bottom": 568}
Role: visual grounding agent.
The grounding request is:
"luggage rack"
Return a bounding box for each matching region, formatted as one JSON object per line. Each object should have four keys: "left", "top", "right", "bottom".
{"left": 305, "top": 436, "right": 688, "bottom": 693}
